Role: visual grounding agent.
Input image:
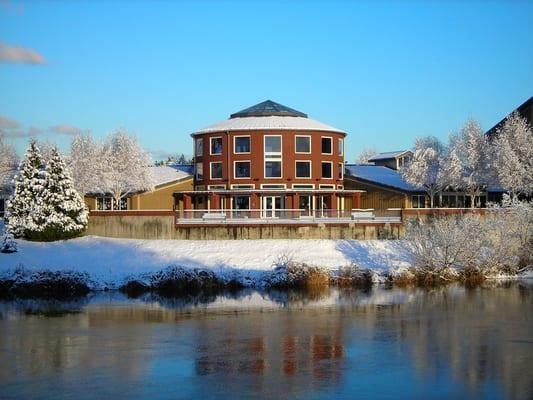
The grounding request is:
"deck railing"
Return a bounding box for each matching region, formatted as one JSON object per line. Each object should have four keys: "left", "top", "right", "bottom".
{"left": 175, "top": 208, "right": 402, "bottom": 224}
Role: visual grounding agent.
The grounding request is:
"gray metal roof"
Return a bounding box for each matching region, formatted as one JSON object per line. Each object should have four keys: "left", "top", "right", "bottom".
{"left": 345, "top": 164, "right": 422, "bottom": 192}
{"left": 230, "top": 100, "right": 307, "bottom": 118}
{"left": 368, "top": 150, "right": 411, "bottom": 162}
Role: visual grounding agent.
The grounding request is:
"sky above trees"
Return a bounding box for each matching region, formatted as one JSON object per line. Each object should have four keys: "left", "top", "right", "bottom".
{"left": 0, "top": 0, "right": 532, "bottom": 159}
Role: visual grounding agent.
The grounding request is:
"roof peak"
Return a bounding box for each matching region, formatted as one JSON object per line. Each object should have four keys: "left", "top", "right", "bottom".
{"left": 230, "top": 100, "right": 308, "bottom": 119}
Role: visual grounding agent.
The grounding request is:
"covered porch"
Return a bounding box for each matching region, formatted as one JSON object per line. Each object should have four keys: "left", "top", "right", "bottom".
{"left": 173, "top": 189, "right": 401, "bottom": 224}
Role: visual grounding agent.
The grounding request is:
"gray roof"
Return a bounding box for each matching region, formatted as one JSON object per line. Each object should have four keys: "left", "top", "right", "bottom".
{"left": 345, "top": 164, "right": 421, "bottom": 192}
{"left": 149, "top": 165, "right": 192, "bottom": 187}
{"left": 368, "top": 150, "right": 411, "bottom": 162}
{"left": 230, "top": 100, "right": 307, "bottom": 118}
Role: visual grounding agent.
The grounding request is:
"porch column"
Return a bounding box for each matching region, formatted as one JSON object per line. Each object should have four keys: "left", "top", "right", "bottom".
{"left": 352, "top": 192, "right": 361, "bottom": 209}
{"left": 183, "top": 194, "right": 192, "bottom": 210}
{"left": 211, "top": 193, "right": 220, "bottom": 210}
{"left": 330, "top": 193, "right": 337, "bottom": 217}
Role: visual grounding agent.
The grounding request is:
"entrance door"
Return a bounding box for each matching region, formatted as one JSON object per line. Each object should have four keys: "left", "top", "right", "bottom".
{"left": 262, "top": 196, "right": 283, "bottom": 218}
{"left": 299, "top": 195, "right": 312, "bottom": 216}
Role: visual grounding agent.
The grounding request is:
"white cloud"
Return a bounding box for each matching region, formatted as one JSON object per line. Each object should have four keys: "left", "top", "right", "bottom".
{"left": 49, "top": 124, "right": 89, "bottom": 136}
{"left": 0, "top": 41, "right": 46, "bottom": 64}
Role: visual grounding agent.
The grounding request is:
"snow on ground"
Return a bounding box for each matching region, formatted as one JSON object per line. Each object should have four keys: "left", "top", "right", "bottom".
{"left": 0, "top": 235, "right": 412, "bottom": 288}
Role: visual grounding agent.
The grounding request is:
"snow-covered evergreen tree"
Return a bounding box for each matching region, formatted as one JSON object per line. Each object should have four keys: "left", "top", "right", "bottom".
{"left": 68, "top": 133, "right": 103, "bottom": 196}
{"left": 400, "top": 137, "right": 448, "bottom": 208}
{"left": 6, "top": 139, "right": 47, "bottom": 238}
{"left": 27, "top": 146, "right": 88, "bottom": 241}
{"left": 449, "top": 120, "right": 493, "bottom": 207}
{"left": 492, "top": 112, "right": 533, "bottom": 196}
{"left": 100, "top": 130, "right": 154, "bottom": 208}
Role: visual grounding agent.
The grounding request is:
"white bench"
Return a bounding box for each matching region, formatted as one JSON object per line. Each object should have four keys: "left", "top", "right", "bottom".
{"left": 351, "top": 211, "right": 375, "bottom": 220}
{"left": 202, "top": 213, "right": 226, "bottom": 221}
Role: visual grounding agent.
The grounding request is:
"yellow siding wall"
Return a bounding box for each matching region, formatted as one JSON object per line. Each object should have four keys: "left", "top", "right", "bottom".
{"left": 131, "top": 178, "right": 193, "bottom": 210}
{"left": 344, "top": 179, "right": 408, "bottom": 209}
{"left": 84, "top": 178, "right": 193, "bottom": 211}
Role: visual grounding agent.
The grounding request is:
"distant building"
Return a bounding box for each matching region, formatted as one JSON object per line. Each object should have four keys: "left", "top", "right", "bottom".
{"left": 367, "top": 150, "right": 413, "bottom": 170}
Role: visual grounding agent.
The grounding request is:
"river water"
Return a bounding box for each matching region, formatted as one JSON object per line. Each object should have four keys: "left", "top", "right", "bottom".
{"left": 0, "top": 283, "right": 532, "bottom": 400}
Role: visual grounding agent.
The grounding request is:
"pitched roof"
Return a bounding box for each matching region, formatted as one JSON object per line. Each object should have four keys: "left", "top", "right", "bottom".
{"left": 149, "top": 165, "right": 192, "bottom": 187}
{"left": 345, "top": 164, "right": 421, "bottom": 192}
{"left": 367, "top": 150, "right": 411, "bottom": 162}
{"left": 193, "top": 100, "right": 345, "bottom": 135}
{"left": 172, "top": 164, "right": 194, "bottom": 175}
{"left": 485, "top": 96, "right": 533, "bottom": 137}
{"left": 230, "top": 100, "right": 307, "bottom": 118}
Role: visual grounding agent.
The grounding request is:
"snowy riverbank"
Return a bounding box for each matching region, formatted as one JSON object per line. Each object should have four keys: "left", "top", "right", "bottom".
{"left": 0, "top": 236, "right": 413, "bottom": 289}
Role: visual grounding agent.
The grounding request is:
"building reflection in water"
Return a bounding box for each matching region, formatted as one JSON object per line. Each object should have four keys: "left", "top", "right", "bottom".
{"left": 0, "top": 283, "right": 531, "bottom": 399}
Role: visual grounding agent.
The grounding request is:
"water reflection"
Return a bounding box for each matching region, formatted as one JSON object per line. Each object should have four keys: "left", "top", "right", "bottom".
{"left": 0, "top": 283, "right": 532, "bottom": 400}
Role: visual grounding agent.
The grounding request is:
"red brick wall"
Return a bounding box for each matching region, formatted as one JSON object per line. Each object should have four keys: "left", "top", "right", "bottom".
{"left": 193, "top": 130, "right": 346, "bottom": 189}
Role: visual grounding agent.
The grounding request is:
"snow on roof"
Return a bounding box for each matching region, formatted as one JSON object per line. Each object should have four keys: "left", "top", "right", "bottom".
{"left": 368, "top": 150, "right": 411, "bottom": 161}
{"left": 193, "top": 116, "right": 346, "bottom": 135}
{"left": 345, "top": 164, "right": 421, "bottom": 192}
{"left": 149, "top": 165, "right": 192, "bottom": 187}
{"left": 172, "top": 164, "right": 194, "bottom": 175}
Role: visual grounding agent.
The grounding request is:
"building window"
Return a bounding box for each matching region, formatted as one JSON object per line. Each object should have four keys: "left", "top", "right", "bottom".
{"left": 319, "top": 184, "right": 335, "bottom": 189}
{"left": 208, "top": 185, "right": 225, "bottom": 190}
{"left": 265, "top": 161, "right": 282, "bottom": 178}
{"left": 295, "top": 161, "right": 311, "bottom": 178}
{"left": 265, "top": 136, "right": 281, "bottom": 153}
{"left": 261, "top": 184, "right": 286, "bottom": 189}
{"left": 321, "top": 162, "right": 333, "bottom": 178}
{"left": 0, "top": 198, "right": 5, "bottom": 215}
{"left": 195, "top": 138, "right": 203, "bottom": 157}
{"left": 338, "top": 138, "right": 344, "bottom": 156}
{"left": 195, "top": 162, "right": 203, "bottom": 180}
{"left": 264, "top": 135, "right": 282, "bottom": 178}
{"left": 295, "top": 136, "right": 311, "bottom": 153}
{"left": 232, "top": 196, "right": 250, "bottom": 210}
{"left": 412, "top": 195, "right": 425, "bottom": 208}
{"left": 321, "top": 137, "right": 332, "bottom": 154}
{"left": 292, "top": 184, "right": 314, "bottom": 189}
{"left": 231, "top": 184, "right": 255, "bottom": 189}
{"left": 210, "top": 162, "right": 222, "bottom": 179}
{"left": 234, "top": 161, "right": 251, "bottom": 178}
{"left": 338, "top": 163, "right": 344, "bottom": 179}
{"left": 234, "top": 136, "right": 251, "bottom": 153}
{"left": 96, "top": 197, "right": 127, "bottom": 210}
{"left": 210, "top": 137, "right": 223, "bottom": 155}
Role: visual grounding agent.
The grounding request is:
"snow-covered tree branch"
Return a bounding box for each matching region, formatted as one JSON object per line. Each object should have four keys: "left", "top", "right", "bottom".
{"left": 100, "top": 130, "right": 154, "bottom": 207}
{"left": 0, "top": 135, "right": 18, "bottom": 191}
{"left": 492, "top": 112, "right": 533, "bottom": 197}
{"left": 355, "top": 148, "right": 378, "bottom": 165}
{"left": 68, "top": 133, "right": 103, "bottom": 196}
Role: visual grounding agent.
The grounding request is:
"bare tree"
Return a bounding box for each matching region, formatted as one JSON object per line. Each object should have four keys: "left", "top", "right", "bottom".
{"left": 68, "top": 133, "right": 103, "bottom": 196}
{"left": 355, "top": 148, "right": 378, "bottom": 164}
{"left": 492, "top": 112, "right": 533, "bottom": 197}
{"left": 0, "top": 135, "right": 18, "bottom": 192}
{"left": 100, "top": 130, "right": 154, "bottom": 208}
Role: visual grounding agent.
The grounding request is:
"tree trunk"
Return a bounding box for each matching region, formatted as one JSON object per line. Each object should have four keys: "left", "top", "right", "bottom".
{"left": 470, "top": 194, "right": 475, "bottom": 209}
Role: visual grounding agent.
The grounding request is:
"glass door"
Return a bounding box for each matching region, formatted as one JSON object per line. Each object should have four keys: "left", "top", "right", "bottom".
{"left": 262, "top": 196, "right": 283, "bottom": 218}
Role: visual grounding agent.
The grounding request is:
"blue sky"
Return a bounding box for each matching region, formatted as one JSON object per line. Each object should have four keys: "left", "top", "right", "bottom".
{"left": 0, "top": 0, "right": 532, "bottom": 160}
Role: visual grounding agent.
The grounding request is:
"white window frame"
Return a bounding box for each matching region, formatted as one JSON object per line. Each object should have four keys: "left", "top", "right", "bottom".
{"left": 233, "top": 135, "right": 251, "bottom": 154}
{"left": 321, "top": 136, "right": 333, "bottom": 155}
{"left": 195, "top": 162, "right": 203, "bottom": 180}
{"left": 337, "top": 185, "right": 344, "bottom": 190}
{"left": 338, "top": 138, "right": 344, "bottom": 156}
{"left": 209, "top": 136, "right": 223, "bottom": 156}
{"left": 319, "top": 184, "right": 335, "bottom": 189}
{"left": 96, "top": 196, "right": 128, "bottom": 211}
{"left": 295, "top": 135, "right": 311, "bottom": 154}
{"left": 264, "top": 135, "right": 283, "bottom": 179}
{"left": 321, "top": 161, "right": 333, "bottom": 179}
{"left": 295, "top": 160, "right": 312, "bottom": 179}
{"left": 195, "top": 137, "right": 203, "bottom": 157}
{"left": 208, "top": 185, "right": 226, "bottom": 190}
{"left": 231, "top": 184, "right": 255, "bottom": 189}
{"left": 234, "top": 160, "right": 251, "bottom": 179}
{"left": 338, "top": 162, "right": 344, "bottom": 179}
{"left": 210, "top": 161, "right": 223, "bottom": 180}
{"left": 260, "top": 184, "right": 287, "bottom": 189}
{"left": 292, "top": 184, "right": 315, "bottom": 189}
